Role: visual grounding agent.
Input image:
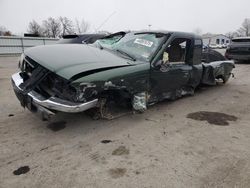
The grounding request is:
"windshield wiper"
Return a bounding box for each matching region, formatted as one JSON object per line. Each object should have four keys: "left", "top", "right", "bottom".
{"left": 116, "top": 49, "right": 136, "bottom": 61}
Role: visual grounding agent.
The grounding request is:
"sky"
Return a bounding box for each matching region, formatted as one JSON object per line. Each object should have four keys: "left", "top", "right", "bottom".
{"left": 0, "top": 0, "right": 250, "bottom": 35}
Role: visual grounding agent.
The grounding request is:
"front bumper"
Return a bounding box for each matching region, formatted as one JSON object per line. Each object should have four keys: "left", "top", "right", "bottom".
{"left": 11, "top": 72, "right": 98, "bottom": 118}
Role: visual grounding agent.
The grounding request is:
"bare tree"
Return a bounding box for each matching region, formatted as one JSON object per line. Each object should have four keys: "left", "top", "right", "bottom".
{"left": 97, "top": 30, "right": 111, "bottom": 35}
{"left": 42, "top": 23, "right": 51, "bottom": 38}
{"left": 238, "top": 18, "right": 250, "bottom": 37}
{"left": 225, "top": 31, "right": 240, "bottom": 40}
{"left": 75, "top": 18, "right": 90, "bottom": 33}
{"left": 0, "top": 26, "right": 7, "bottom": 36}
{"left": 42, "top": 17, "right": 61, "bottom": 38}
{"left": 0, "top": 26, "right": 12, "bottom": 36}
{"left": 4, "top": 31, "right": 12, "bottom": 36}
{"left": 27, "top": 20, "right": 43, "bottom": 36}
{"left": 59, "top": 17, "right": 75, "bottom": 36}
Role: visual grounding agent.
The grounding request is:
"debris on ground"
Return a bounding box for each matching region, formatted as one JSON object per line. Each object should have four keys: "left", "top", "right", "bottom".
{"left": 187, "top": 111, "right": 237, "bottom": 126}
{"left": 112, "top": 146, "right": 129, "bottom": 156}
{"left": 13, "top": 166, "right": 30, "bottom": 175}
{"left": 101, "top": 140, "right": 112, "bottom": 144}
{"left": 108, "top": 168, "right": 127, "bottom": 178}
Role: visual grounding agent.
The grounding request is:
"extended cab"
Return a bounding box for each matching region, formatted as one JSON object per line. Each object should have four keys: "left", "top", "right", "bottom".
{"left": 11, "top": 31, "right": 235, "bottom": 120}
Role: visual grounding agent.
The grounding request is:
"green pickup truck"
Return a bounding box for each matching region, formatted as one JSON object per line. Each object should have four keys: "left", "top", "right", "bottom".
{"left": 11, "top": 31, "right": 235, "bottom": 120}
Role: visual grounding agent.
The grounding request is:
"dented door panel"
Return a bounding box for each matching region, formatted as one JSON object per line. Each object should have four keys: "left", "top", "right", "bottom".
{"left": 149, "top": 63, "right": 192, "bottom": 102}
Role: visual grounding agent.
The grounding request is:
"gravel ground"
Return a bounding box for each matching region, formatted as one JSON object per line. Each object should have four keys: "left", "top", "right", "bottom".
{"left": 0, "top": 56, "right": 250, "bottom": 188}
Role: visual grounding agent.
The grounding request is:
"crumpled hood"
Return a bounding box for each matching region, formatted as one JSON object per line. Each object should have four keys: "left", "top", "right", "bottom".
{"left": 24, "top": 44, "right": 132, "bottom": 80}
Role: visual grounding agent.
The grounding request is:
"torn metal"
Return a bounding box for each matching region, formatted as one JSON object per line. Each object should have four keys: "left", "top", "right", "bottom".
{"left": 132, "top": 92, "right": 147, "bottom": 112}
{"left": 201, "top": 61, "right": 235, "bottom": 85}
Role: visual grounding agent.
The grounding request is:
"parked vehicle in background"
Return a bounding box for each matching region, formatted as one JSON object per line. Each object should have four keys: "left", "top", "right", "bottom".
{"left": 202, "top": 48, "right": 226, "bottom": 63}
{"left": 222, "top": 43, "right": 228, "bottom": 48}
{"left": 208, "top": 43, "right": 228, "bottom": 49}
{"left": 209, "top": 44, "right": 218, "bottom": 49}
{"left": 57, "top": 34, "right": 106, "bottom": 44}
{"left": 225, "top": 37, "right": 250, "bottom": 61}
{"left": 11, "top": 31, "right": 234, "bottom": 120}
{"left": 218, "top": 44, "right": 223, "bottom": 49}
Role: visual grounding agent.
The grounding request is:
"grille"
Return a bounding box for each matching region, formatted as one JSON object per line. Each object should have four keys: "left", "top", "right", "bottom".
{"left": 19, "top": 56, "right": 49, "bottom": 94}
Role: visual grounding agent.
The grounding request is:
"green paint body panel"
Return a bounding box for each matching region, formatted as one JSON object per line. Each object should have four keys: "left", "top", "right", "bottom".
{"left": 24, "top": 44, "right": 134, "bottom": 80}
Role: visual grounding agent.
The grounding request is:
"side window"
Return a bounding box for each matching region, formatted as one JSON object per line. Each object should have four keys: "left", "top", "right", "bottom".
{"left": 193, "top": 39, "right": 202, "bottom": 65}
{"left": 162, "top": 38, "right": 191, "bottom": 64}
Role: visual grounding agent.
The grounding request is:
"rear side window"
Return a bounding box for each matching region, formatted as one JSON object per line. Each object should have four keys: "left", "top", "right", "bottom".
{"left": 195, "top": 39, "right": 202, "bottom": 45}
{"left": 193, "top": 39, "right": 203, "bottom": 65}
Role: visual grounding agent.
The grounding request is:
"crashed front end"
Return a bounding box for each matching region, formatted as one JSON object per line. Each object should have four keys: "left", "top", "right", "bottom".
{"left": 11, "top": 55, "right": 98, "bottom": 120}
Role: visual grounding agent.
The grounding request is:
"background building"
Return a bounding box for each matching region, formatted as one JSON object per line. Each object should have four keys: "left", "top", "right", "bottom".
{"left": 202, "top": 34, "right": 230, "bottom": 47}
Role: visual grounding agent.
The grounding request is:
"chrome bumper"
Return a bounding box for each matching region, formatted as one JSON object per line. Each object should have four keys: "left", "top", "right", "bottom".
{"left": 11, "top": 72, "right": 98, "bottom": 115}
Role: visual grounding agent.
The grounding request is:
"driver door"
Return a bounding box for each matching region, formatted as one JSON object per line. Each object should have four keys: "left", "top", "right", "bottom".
{"left": 150, "top": 37, "right": 193, "bottom": 100}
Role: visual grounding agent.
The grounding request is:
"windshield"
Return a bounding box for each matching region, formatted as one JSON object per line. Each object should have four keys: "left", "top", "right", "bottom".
{"left": 93, "top": 33, "right": 125, "bottom": 49}
{"left": 95, "top": 32, "right": 166, "bottom": 61}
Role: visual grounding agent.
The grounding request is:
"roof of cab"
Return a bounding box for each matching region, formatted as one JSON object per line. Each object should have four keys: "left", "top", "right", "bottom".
{"left": 131, "top": 30, "right": 201, "bottom": 39}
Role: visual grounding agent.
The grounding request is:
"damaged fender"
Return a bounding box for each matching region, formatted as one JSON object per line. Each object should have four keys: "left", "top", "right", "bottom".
{"left": 201, "top": 60, "right": 235, "bottom": 85}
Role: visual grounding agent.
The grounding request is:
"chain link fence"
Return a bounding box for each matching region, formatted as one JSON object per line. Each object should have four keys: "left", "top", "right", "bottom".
{"left": 0, "top": 36, "right": 59, "bottom": 56}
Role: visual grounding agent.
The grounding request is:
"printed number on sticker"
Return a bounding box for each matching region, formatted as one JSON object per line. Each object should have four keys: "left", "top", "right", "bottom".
{"left": 134, "top": 38, "right": 153, "bottom": 47}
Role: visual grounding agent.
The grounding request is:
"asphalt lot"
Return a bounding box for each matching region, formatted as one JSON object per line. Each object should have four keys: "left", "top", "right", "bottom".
{"left": 1, "top": 56, "right": 250, "bottom": 188}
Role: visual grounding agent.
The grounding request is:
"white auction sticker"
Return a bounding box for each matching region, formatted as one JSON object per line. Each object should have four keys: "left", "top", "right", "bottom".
{"left": 134, "top": 38, "right": 153, "bottom": 47}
